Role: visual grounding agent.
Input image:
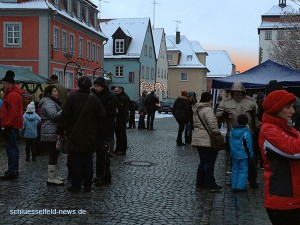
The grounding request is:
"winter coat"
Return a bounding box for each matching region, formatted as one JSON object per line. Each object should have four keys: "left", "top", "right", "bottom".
{"left": 138, "top": 95, "right": 147, "bottom": 114}
{"left": 229, "top": 126, "right": 253, "bottom": 160}
{"left": 38, "top": 95, "right": 62, "bottom": 142}
{"left": 215, "top": 95, "right": 258, "bottom": 136}
{"left": 172, "top": 96, "right": 190, "bottom": 124}
{"left": 91, "top": 87, "right": 117, "bottom": 141}
{"left": 1, "top": 85, "right": 23, "bottom": 129}
{"left": 57, "top": 89, "right": 106, "bottom": 154}
{"left": 115, "top": 92, "right": 129, "bottom": 123}
{"left": 145, "top": 93, "right": 159, "bottom": 113}
{"left": 259, "top": 112, "right": 300, "bottom": 210}
{"left": 23, "top": 112, "right": 41, "bottom": 139}
{"left": 191, "top": 102, "right": 221, "bottom": 148}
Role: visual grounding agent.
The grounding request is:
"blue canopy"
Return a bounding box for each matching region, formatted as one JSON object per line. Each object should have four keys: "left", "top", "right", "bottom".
{"left": 212, "top": 60, "right": 300, "bottom": 89}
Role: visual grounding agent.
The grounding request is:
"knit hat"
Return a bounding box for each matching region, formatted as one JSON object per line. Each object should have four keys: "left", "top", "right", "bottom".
{"left": 200, "top": 92, "right": 212, "bottom": 102}
{"left": 77, "top": 76, "right": 92, "bottom": 90}
{"left": 181, "top": 91, "right": 188, "bottom": 96}
{"left": 237, "top": 114, "right": 248, "bottom": 126}
{"left": 2, "top": 70, "right": 15, "bottom": 84}
{"left": 262, "top": 90, "right": 296, "bottom": 114}
{"left": 26, "top": 101, "right": 36, "bottom": 113}
{"left": 187, "top": 91, "right": 194, "bottom": 97}
{"left": 93, "top": 77, "right": 106, "bottom": 88}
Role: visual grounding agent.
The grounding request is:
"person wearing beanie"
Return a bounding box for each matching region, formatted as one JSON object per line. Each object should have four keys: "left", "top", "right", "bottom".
{"left": 172, "top": 90, "right": 191, "bottom": 146}
{"left": 50, "top": 74, "right": 67, "bottom": 108}
{"left": 229, "top": 114, "right": 253, "bottom": 192}
{"left": 259, "top": 90, "right": 300, "bottom": 224}
{"left": 0, "top": 70, "right": 23, "bottom": 181}
{"left": 57, "top": 77, "right": 106, "bottom": 192}
{"left": 215, "top": 81, "right": 258, "bottom": 188}
{"left": 23, "top": 102, "right": 41, "bottom": 162}
{"left": 191, "top": 92, "right": 223, "bottom": 191}
{"left": 91, "top": 77, "right": 117, "bottom": 186}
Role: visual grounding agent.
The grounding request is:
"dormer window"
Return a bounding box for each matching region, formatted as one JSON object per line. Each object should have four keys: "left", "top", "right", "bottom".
{"left": 77, "top": 1, "right": 81, "bottom": 18}
{"left": 115, "top": 39, "right": 124, "bottom": 53}
{"left": 94, "top": 12, "right": 98, "bottom": 28}
{"left": 187, "top": 55, "right": 193, "bottom": 61}
{"left": 85, "top": 6, "right": 89, "bottom": 24}
{"left": 67, "top": 0, "right": 72, "bottom": 13}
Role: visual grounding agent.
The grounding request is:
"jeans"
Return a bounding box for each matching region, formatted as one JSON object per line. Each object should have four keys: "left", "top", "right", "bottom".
{"left": 138, "top": 112, "right": 146, "bottom": 129}
{"left": 176, "top": 122, "right": 186, "bottom": 144}
{"left": 71, "top": 152, "right": 93, "bottom": 189}
{"left": 146, "top": 112, "right": 155, "bottom": 130}
{"left": 196, "top": 146, "right": 218, "bottom": 188}
{"left": 5, "top": 128, "right": 19, "bottom": 175}
{"left": 115, "top": 117, "right": 127, "bottom": 152}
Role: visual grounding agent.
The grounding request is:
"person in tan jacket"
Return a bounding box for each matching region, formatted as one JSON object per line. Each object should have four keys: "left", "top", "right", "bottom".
{"left": 191, "top": 92, "right": 222, "bottom": 191}
{"left": 215, "top": 81, "right": 259, "bottom": 188}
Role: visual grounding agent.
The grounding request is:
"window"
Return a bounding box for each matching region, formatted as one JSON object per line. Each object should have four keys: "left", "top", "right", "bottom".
{"left": 4, "top": 23, "right": 22, "bottom": 47}
{"left": 129, "top": 72, "right": 134, "bottom": 83}
{"left": 54, "top": 0, "right": 59, "bottom": 6}
{"left": 142, "top": 66, "right": 145, "bottom": 78}
{"left": 79, "top": 38, "right": 83, "bottom": 57}
{"left": 146, "top": 67, "right": 149, "bottom": 79}
{"left": 69, "top": 34, "right": 74, "bottom": 54}
{"left": 53, "top": 27, "right": 59, "bottom": 49}
{"left": 67, "top": 0, "right": 72, "bottom": 13}
{"left": 144, "top": 45, "right": 148, "bottom": 56}
{"left": 97, "top": 45, "right": 101, "bottom": 63}
{"left": 149, "top": 47, "right": 152, "bottom": 58}
{"left": 54, "top": 70, "right": 64, "bottom": 85}
{"left": 92, "top": 43, "right": 96, "bottom": 61}
{"left": 187, "top": 55, "right": 193, "bottom": 61}
{"left": 65, "top": 71, "right": 74, "bottom": 89}
{"left": 180, "top": 72, "right": 188, "bottom": 81}
{"left": 94, "top": 12, "right": 98, "bottom": 28}
{"left": 115, "top": 66, "right": 124, "bottom": 77}
{"left": 265, "top": 31, "right": 272, "bottom": 40}
{"left": 87, "top": 41, "right": 91, "bottom": 60}
{"left": 277, "top": 31, "right": 284, "bottom": 40}
{"left": 115, "top": 39, "right": 124, "bottom": 53}
{"left": 85, "top": 6, "right": 89, "bottom": 24}
{"left": 167, "top": 54, "right": 173, "bottom": 62}
{"left": 62, "top": 31, "right": 67, "bottom": 52}
{"left": 161, "top": 69, "right": 163, "bottom": 78}
{"left": 164, "top": 70, "right": 167, "bottom": 79}
{"left": 151, "top": 68, "right": 154, "bottom": 80}
{"left": 77, "top": 1, "right": 81, "bottom": 18}
{"left": 158, "top": 68, "right": 160, "bottom": 77}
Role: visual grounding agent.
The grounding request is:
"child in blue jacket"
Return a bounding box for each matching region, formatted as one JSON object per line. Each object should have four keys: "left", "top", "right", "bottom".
{"left": 229, "top": 114, "right": 253, "bottom": 192}
{"left": 23, "top": 101, "right": 41, "bottom": 161}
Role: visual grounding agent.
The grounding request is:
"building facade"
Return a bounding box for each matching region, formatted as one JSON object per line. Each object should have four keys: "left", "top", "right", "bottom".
{"left": 0, "top": 0, "right": 106, "bottom": 88}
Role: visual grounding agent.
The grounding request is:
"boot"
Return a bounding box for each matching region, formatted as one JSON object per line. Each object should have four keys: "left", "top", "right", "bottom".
{"left": 47, "top": 165, "right": 64, "bottom": 186}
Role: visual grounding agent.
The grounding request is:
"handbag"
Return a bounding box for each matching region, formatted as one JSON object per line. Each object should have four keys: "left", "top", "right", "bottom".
{"left": 196, "top": 109, "right": 224, "bottom": 151}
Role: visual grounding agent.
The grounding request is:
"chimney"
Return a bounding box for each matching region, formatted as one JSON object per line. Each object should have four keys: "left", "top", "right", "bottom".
{"left": 279, "top": 0, "right": 286, "bottom": 8}
{"left": 176, "top": 31, "right": 180, "bottom": 44}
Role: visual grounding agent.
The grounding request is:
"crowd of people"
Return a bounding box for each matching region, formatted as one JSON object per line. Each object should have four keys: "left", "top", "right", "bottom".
{"left": 1, "top": 69, "right": 300, "bottom": 224}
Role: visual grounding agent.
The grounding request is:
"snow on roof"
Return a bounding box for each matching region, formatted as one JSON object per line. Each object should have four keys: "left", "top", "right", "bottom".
{"left": 206, "top": 50, "right": 234, "bottom": 78}
{"left": 0, "top": 0, "right": 106, "bottom": 38}
{"left": 100, "top": 18, "right": 150, "bottom": 58}
{"left": 166, "top": 35, "right": 206, "bottom": 69}
{"left": 189, "top": 41, "right": 206, "bottom": 53}
{"left": 152, "top": 28, "right": 164, "bottom": 59}
{"left": 263, "top": 4, "right": 298, "bottom": 16}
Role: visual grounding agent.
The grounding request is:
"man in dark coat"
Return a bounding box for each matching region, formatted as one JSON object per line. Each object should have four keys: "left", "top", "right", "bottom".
{"left": 114, "top": 86, "right": 129, "bottom": 155}
{"left": 57, "top": 76, "right": 106, "bottom": 192}
{"left": 172, "top": 91, "right": 190, "bottom": 146}
{"left": 91, "top": 77, "right": 117, "bottom": 186}
{"left": 144, "top": 91, "right": 159, "bottom": 131}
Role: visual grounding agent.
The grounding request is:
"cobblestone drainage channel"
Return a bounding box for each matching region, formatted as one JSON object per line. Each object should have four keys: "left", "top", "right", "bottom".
{"left": 123, "top": 161, "right": 155, "bottom": 167}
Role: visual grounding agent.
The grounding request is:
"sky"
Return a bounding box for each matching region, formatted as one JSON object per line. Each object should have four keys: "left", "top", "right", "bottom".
{"left": 92, "top": 0, "right": 299, "bottom": 73}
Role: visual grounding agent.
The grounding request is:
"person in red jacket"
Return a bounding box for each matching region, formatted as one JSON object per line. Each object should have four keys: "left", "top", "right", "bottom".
{"left": 0, "top": 70, "right": 23, "bottom": 180}
{"left": 259, "top": 90, "right": 300, "bottom": 225}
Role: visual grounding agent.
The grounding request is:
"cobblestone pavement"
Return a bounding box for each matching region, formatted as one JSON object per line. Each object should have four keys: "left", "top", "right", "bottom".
{"left": 0, "top": 116, "right": 271, "bottom": 225}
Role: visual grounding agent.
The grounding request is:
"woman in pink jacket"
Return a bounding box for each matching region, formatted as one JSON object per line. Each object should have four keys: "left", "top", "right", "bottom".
{"left": 259, "top": 90, "right": 300, "bottom": 225}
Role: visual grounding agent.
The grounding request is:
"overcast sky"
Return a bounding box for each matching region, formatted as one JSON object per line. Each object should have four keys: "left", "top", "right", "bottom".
{"left": 92, "top": 0, "right": 299, "bottom": 73}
